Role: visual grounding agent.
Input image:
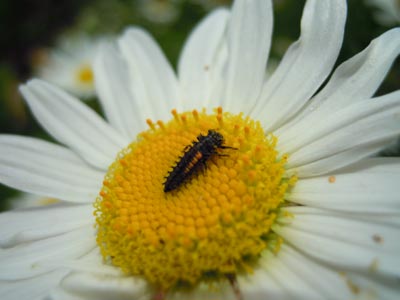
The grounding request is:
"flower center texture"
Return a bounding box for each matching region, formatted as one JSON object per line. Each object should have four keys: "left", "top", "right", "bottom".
{"left": 95, "top": 108, "right": 296, "bottom": 291}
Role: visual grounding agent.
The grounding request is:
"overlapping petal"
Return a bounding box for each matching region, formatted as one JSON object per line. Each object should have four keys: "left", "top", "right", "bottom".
{"left": 274, "top": 207, "right": 400, "bottom": 278}
{"left": 0, "top": 269, "right": 69, "bottom": 300}
{"left": 59, "top": 272, "right": 150, "bottom": 300}
{"left": 252, "top": 0, "right": 347, "bottom": 132}
{"left": 239, "top": 244, "right": 352, "bottom": 300}
{"left": 239, "top": 266, "right": 285, "bottom": 300}
{"left": 178, "top": 8, "right": 230, "bottom": 111}
{"left": 0, "top": 203, "right": 93, "bottom": 247}
{"left": 0, "top": 225, "right": 95, "bottom": 280}
{"left": 279, "top": 91, "right": 400, "bottom": 153}
{"left": 287, "top": 158, "right": 400, "bottom": 213}
{"left": 118, "top": 27, "right": 179, "bottom": 121}
{"left": 285, "top": 142, "right": 392, "bottom": 177}
{"left": 94, "top": 43, "right": 146, "bottom": 139}
{"left": 272, "top": 245, "right": 351, "bottom": 300}
{"left": 285, "top": 91, "right": 400, "bottom": 175}
{"left": 20, "top": 80, "right": 128, "bottom": 169}
{"left": 0, "top": 135, "right": 103, "bottom": 203}
{"left": 278, "top": 27, "right": 400, "bottom": 134}
{"left": 220, "top": 0, "right": 273, "bottom": 113}
{"left": 52, "top": 248, "right": 121, "bottom": 276}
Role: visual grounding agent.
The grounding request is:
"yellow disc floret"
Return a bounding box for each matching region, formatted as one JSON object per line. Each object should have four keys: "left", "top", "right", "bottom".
{"left": 94, "top": 108, "right": 295, "bottom": 291}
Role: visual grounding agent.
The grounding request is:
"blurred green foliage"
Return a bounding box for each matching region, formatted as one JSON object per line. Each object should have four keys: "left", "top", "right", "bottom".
{"left": 0, "top": 0, "right": 399, "bottom": 210}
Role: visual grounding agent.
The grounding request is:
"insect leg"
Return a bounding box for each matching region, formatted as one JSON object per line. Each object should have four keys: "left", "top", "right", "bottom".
{"left": 220, "top": 145, "right": 238, "bottom": 150}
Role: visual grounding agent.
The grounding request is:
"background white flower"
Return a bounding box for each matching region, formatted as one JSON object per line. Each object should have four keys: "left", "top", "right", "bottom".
{"left": 0, "top": 0, "right": 399, "bottom": 299}
{"left": 36, "top": 34, "right": 110, "bottom": 99}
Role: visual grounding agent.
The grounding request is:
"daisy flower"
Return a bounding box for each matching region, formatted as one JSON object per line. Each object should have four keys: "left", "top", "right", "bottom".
{"left": 36, "top": 34, "right": 108, "bottom": 99}
{"left": 1, "top": 0, "right": 400, "bottom": 299}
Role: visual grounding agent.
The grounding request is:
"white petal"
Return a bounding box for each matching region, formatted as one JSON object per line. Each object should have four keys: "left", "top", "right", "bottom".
{"left": 0, "top": 203, "right": 93, "bottom": 248}
{"left": 118, "top": 27, "right": 179, "bottom": 121}
{"left": 60, "top": 272, "right": 150, "bottom": 300}
{"left": 287, "top": 158, "right": 400, "bottom": 213}
{"left": 0, "top": 269, "right": 69, "bottom": 300}
{"left": 242, "top": 245, "right": 372, "bottom": 300}
{"left": 252, "top": 0, "right": 347, "bottom": 131}
{"left": 20, "top": 79, "right": 128, "bottom": 170}
{"left": 178, "top": 8, "right": 229, "bottom": 111}
{"left": 0, "top": 135, "right": 103, "bottom": 203}
{"left": 240, "top": 246, "right": 348, "bottom": 300}
{"left": 94, "top": 43, "right": 146, "bottom": 139}
{"left": 276, "top": 245, "right": 352, "bottom": 300}
{"left": 274, "top": 207, "right": 400, "bottom": 278}
{"left": 49, "top": 247, "right": 121, "bottom": 277}
{"left": 259, "top": 247, "right": 353, "bottom": 300}
{"left": 220, "top": 0, "right": 273, "bottom": 113}
{"left": 285, "top": 141, "right": 389, "bottom": 177}
{"left": 169, "top": 282, "right": 235, "bottom": 300}
{"left": 239, "top": 263, "right": 286, "bottom": 300}
{"left": 286, "top": 91, "right": 400, "bottom": 173}
{"left": 278, "top": 27, "right": 400, "bottom": 133}
{"left": 48, "top": 288, "right": 88, "bottom": 300}
{"left": 343, "top": 272, "right": 400, "bottom": 300}
{"left": 0, "top": 225, "right": 96, "bottom": 280}
{"left": 281, "top": 90, "right": 400, "bottom": 156}
{"left": 204, "top": 34, "right": 229, "bottom": 110}
{"left": 261, "top": 253, "right": 321, "bottom": 299}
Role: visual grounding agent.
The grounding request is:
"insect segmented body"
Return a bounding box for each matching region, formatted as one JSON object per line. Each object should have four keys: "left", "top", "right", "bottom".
{"left": 164, "top": 130, "right": 234, "bottom": 192}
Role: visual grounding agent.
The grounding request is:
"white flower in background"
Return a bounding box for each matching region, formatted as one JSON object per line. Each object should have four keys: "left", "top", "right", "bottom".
{"left": 6, "top": 193, "right": 60, "bottom": 210}
{"left": 1, "top": 0, "right": 400, "bottom": 299}
{"left": 138, "top": 0, "right": 180, "bottom": 24}
{"left": 36, "top": 34, "right": 108, "bottom": 99}
{"left": 366, "top": 0, "right": 400, "bottom": 25}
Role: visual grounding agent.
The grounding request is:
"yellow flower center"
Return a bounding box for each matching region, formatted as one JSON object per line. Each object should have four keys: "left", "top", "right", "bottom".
{"left": 76, "top": 64, "right": 94, "bottom": 85}
{"left": 95, "top": 108, "right": 295, "bottom": 291}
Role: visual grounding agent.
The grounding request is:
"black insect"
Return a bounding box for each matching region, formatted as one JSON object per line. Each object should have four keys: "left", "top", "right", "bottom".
{"left": 164, "top": 130, "right": 235, "bottom": 192}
